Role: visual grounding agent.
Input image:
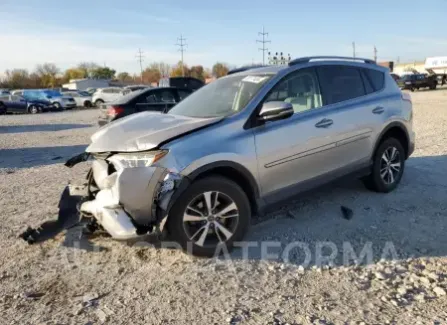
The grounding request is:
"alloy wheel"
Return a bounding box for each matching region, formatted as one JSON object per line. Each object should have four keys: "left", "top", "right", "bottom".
{"left": 182, "top": 191, "right": 239, "bottom": 247}
{"left": 380, "top": 146, "right": 402, "bottom": 185}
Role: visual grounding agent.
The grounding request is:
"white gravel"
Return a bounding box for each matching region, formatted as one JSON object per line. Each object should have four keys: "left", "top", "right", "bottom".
{"left": 1, "top": 89, "right": 447, "bottom": 325}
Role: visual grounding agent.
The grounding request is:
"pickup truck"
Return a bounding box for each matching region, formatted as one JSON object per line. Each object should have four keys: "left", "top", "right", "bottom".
{"left": 397, "top": 74, "right": 438, "bottom": 91}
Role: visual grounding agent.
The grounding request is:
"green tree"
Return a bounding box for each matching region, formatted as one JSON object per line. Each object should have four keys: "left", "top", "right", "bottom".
{"left": 63, "top": 68, "right": 87, "bottom": 82}
{"left": 189, "top": 65, "right": 205, "bottom": 81}
{"left": 35, "top": 63, "right": 59, "bottom": 87}
{"left": 170, "top": 61, "right": 190, "bottom": 77}
{"left": 117, "top": 72, "right": 132, "bottom": 82}
{"left": 77, "top": 62, "right": 100, "bottom": 78}
{"left": 212, "top": 62, "right": 229, "bottom": 78}
{"left": 91, "top": 67, "right": 116, "bottom": 79}
{"left": 3, "top": 69, "right": 30, "bottom": 89}
{"left": 142, "top": 67, "right": 161, "bottom": 84}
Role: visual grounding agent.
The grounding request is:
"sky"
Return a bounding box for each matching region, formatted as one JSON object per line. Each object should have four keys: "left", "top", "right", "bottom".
{"left": 1, "top": 0, "right": 446, "bottom": 75}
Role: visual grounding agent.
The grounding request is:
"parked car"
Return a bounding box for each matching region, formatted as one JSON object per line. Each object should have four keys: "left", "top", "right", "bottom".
{"left": 0, "top": 89, "right": 10, "bottom": 95}
{"left": 397, "top": 74, "right": 438, "bottom": 91}
{"left": 0, "top": 94, "right": 50, "bottom": 114}
{"left": 124, "top": 85, "right": 149, "bottom": 92}
{"left": 12, "top": 89, "right": 76, "bottom": 110}
{"left": 62, "top": 90, "right": 93, "bottom": 107}
{"left": 61, "top": 56, "right": 414, "bottom": 257}
{"left": 98, "top": 87, "right": 192, "bottom": 126}
{"left": 92, "top": 87, "right": 127, "bottom": 106}
{"left": 86, "top": 88, "right": 98, "bottom": 95}
{"left": 158, "top": 77, "right": 205, "bottom": 91}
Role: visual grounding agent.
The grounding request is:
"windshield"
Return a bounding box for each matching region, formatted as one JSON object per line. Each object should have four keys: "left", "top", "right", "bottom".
{"left": 43, "top": 90, "right": 62, "bottom": 97}
{"left": 168, "top": 73, "right": 274, "bottom": 118}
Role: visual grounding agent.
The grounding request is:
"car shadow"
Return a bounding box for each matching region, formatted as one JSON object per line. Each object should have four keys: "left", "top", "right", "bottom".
{"left": 224, "top": 154, "right": 447, "bottom": 267}
{"left": 0, "top": 123, "right": 92, "bottom": 134}
{"left": 121, "top": 154, "right": 447, "bottom": 268}
{"left": 0, "top": 145, "right": 87, "bottom": 169}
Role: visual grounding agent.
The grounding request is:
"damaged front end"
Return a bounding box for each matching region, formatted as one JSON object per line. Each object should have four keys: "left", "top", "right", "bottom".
{"left": 22, "top": 151, "right": 187, "bottom": 243}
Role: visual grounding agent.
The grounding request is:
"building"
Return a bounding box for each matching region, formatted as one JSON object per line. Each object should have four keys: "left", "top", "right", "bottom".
{"left": 425, "top": 57, "right": 447, "bottom": 74}
{"left": 393, "top": 61, "right": 426, "bottom": 75}
{"left": 62, "top": 78, "right": 110, "bottom": 91}
{"left": 392, "top": 57, "right": 447, "bottom": 76}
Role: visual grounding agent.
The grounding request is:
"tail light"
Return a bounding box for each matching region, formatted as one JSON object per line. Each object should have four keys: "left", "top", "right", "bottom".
{"left": 107, "top": 106, "right": 124, "bottom": 117}
{"left": 401, "top": 93, "right": 412, "bottom": 103}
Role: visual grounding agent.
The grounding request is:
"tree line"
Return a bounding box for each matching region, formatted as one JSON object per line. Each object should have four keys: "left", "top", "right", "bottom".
{"left": 0, "top": 61, "right": 230, "bottom": 89}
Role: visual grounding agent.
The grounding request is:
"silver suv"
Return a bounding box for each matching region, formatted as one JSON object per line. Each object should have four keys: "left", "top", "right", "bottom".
{"left": 63, "top": 56, "right": 415, "bottom": 256}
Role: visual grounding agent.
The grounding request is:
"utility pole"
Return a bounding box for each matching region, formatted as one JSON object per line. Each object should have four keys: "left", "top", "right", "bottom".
{"left": 135, "top": 48, "right": 144, "bottom": 82}
{"left": 176, "top": 35, "right": 187, "bottom": 77}
{"left": 257, "top": 26, "right": 271, "bottom": 65}
{"left": 352, "top": 42, "right": 356, "bottom": 58}
{"left": 374, "top": 46, "right": 378, "bottom": 62}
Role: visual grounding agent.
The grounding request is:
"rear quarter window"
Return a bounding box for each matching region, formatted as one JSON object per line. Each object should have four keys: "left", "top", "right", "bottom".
{"left": 361, "top": 69, "right": 385, "bottom": 93}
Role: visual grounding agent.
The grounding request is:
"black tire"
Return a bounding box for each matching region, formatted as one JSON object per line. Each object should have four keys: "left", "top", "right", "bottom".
{"left": 53, "top": 102, "right": 62, "bottom": 110}
{"left": 363, "top": 137, "right": 405, "bottom": 193}
{"left": 430, "top": 84, "right": 437, "bottom": 90}
{"left": 94, "top": 99, "right": 104, "bottom": 107}
{"left": 28, "top": 105, "right": 39, "bottom": 114}
{"left": 84, "top": 100, "right": 92, "bottom": 108}
{"left": 167, "top": 176, "right": 251, "bottom": 257}
{"left": 0, "top": 103, "right": 6, "bottom": 115}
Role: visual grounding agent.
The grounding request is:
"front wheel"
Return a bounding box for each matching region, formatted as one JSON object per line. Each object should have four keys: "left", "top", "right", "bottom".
{"left": 167, "top": 176, "right": 251, "bottom": 257}
{"left": 28, "top": 105, "right": 39, "bottom": 114}
{"left": 53, "top": 102, "right": 62, "bottom": 110}
{"left": 363, "top": 138, "right": 405, "bottom": 193}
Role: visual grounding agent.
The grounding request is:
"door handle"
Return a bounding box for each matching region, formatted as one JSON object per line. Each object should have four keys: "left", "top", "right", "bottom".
{"left": 372, "top": 106, "right": 385, "bottom": 114}
{"left": 315, "top": 118, "right": 333, "bottom": 128}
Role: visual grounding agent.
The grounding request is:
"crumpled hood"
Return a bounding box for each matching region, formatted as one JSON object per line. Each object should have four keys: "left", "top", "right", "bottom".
{"left": 86, "top": 111, "right": 222, "bottom": 153}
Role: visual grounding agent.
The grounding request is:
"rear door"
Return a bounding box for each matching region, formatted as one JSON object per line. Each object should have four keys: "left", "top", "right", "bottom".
{"left": 135, "top": 89, "right": 177, "bottom": 113}
{"left": 316, "top": 65, "right": 386, "bottom": 170}
{"left": 10, "top": 95, "right": 28, "bottom": 112}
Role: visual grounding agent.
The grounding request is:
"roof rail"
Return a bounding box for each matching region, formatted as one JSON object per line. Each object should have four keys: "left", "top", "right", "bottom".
{"left": 227, "top": 64, "right": 266, "bottom": 75}
{"left": 289, "top": 56, "right": 376, "bottom": 66}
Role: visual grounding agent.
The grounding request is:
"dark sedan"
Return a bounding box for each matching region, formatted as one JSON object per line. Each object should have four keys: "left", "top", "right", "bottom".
{"left": 98, "top": 87, "right": 192, "bottom": 126}
{"left": 0, "top": 95, "right": 51, "bottom": 114}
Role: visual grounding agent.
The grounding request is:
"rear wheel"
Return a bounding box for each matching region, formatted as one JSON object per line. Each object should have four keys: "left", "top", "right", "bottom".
{"left": 0, "top": 103, "right": 6, "bottom": 114}
{"left": 94, "top": 99, "right": 104, "bottom": 107}
{"left": 167, "top": 176, "right": 251, "bottom": 257}
{"left": 363, "top": 138, "right": 405, "bottom": 193}
{"left": 84, "top": 100, "right": 92, "bottom": 108}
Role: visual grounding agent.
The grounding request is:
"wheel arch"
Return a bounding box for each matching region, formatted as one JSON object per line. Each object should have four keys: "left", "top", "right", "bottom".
{"left": 373, "top": 122, "right": 410, "bottom": 159}
{"left": 184, "top": 161, "right": 260, "bottom": 215}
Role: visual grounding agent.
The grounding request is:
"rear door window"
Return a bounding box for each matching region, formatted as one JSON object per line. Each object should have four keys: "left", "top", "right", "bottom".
{"left": 317, "top": 66, "right": 366, "bottom": 105}
{"left": 177, "top": 89, "right": 192, "bottom": 101}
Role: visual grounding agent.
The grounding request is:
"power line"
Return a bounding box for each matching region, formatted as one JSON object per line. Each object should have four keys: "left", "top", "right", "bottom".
{"left": 135, "top": 48, "right": 144, "bottom": 82}
{"left": 176, "top": 35, "right": 187, "bottom": 77}
{"left": 256, "top": 26, "right": 271, "bottom": 65}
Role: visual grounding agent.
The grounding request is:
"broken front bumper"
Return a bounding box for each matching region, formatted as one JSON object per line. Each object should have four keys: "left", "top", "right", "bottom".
{"left": 59, "top": 153, "right": 185, "bottom": 240}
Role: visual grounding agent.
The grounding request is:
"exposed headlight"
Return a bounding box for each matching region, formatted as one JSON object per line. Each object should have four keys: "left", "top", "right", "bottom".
{"left": 107, "top": 150, "right": 168, "bottom": 170}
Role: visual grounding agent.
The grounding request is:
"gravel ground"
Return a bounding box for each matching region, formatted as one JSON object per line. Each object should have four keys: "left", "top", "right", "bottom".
{"left": 0, "top": 89, "right": 447, "bottom": 325}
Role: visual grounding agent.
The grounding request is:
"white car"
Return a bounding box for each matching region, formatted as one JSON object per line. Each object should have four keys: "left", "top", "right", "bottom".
{"left": 62, "top": 91, "right": 93, "bottom": 107}
{"left": 92, "top": 87, "right": 127, "bottom": 106}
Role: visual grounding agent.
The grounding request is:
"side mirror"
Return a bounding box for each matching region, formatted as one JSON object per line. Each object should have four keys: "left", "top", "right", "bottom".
{"left": 258, "top": 101, "right": 294, "bottom": 122}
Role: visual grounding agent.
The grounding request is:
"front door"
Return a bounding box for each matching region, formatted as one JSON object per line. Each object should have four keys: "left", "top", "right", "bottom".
{"left": 253, "top": 67, "right": 340, "bottom": 201}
